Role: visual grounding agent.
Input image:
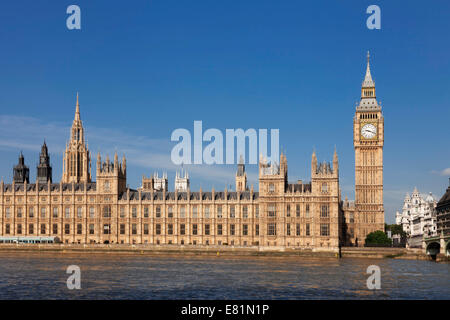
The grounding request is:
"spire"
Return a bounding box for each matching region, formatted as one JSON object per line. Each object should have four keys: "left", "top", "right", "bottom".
{"left": 332, "top": 146, "right": 338, "bottom": 174}
{"left": 362, "top": 51, "right": 375, "bottom": 88}
{"left": 75, "top": 92, "right": 80, "bottom": 121}
{"left": 311, "top": 149, "right": 317, "bottom": 174}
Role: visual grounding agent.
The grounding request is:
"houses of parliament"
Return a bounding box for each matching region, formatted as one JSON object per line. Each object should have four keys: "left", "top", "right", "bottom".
{"left": 0, "top": 54, "right": 384, "bottom": 249}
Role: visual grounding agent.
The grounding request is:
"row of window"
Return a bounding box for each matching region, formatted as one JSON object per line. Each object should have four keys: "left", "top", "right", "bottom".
{"left": 3, "top": 223, "right": 331, "bottom": 237}
{"left": 1, "top": 204, "right": 330, "bottom": 219}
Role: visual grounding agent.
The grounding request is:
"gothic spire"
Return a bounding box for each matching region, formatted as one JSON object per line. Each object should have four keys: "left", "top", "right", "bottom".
{"left": 75, "top": 92, "right": 80, "bottom": 121}
{"left": 362, "top": 51, "right": 375, "bottom": 88}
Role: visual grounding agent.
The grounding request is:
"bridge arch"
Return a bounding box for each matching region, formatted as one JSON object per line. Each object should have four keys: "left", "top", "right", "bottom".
{"left": 426, "top": 242, "right": 440, "bottom": 260}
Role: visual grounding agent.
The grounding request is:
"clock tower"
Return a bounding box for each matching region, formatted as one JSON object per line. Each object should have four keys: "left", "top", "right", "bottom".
{"left": 353, "top": 52, "right": 385, "bottom": 246}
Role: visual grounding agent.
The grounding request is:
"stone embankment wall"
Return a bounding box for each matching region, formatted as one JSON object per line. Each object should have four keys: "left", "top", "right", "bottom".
{"left": 0, "top": 244, "right": 445, "bottom": 261}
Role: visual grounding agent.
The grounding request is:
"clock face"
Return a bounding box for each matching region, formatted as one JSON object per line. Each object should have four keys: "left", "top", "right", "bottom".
{"left": 361, "top": 123, "right": 377, "bottom": 139}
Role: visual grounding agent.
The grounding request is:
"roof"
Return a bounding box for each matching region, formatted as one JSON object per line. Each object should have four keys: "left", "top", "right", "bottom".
{"left": 119, "top": 190, "right": 260, "bottom": 201}
{"left": 2, "top": 182, "right": 97, "bottom": 192}
{"left": 437, "top": 186, "right": 450, "bottom": 208}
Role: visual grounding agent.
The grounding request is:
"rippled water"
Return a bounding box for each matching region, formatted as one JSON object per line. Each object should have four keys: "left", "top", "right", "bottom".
{"left": 0, "top": 252, "right": 448, "bottom": 299}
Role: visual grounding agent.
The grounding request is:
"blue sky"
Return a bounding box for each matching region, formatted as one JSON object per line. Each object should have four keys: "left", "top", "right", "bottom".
{"left": 0, "top": 0, "right": 449, "bottom": 223}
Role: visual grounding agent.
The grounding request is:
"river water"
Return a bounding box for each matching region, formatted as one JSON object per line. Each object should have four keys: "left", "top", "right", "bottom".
{"left": 0, "top": 252, "right": 448, "bottom": 299}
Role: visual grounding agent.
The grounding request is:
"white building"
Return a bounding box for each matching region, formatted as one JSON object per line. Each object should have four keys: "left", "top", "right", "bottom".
{"left": 153, "top": 172, "right": 168, "bottom": 191}
{"left": 175, "top": 169, "right": 189, "bottom": 192}
{"left": 395, "top": 187, "right": 437, "bottom": 247}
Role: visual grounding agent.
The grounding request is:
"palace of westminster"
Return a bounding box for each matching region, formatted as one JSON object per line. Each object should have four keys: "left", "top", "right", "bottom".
{"left": 0, "top": 54, "right": 385, "bottom": 250}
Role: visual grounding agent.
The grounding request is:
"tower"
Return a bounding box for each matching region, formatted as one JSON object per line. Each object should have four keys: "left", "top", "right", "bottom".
{"left": 175, "top": 169, "right": 189, "bottom": 192}
{"left": 62, "top": 93, "right": 92, "bottom": 183}
{"left": 353, "top": 52, "right": 385, "bottom": 245}
{"left": 96, "top": 152, "right": 127, "bottom": 195}
{"left": 235, "top": 155, "right": 247, "bottom": 192}
{"left": 13, "top": 152, "right": 29, "bottom": 184}
{"left": 37, "top": 141, "right": 52, "bottom": 184}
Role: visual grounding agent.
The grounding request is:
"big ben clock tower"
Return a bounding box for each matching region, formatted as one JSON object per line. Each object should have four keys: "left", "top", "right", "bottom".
{"left": 354, "top": 52, "right": 385, "bottom": 246}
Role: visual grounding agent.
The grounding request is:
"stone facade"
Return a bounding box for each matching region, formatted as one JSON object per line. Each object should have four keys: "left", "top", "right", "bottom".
{"left": 0, "top": 54, "right": 385, "bottom": 250}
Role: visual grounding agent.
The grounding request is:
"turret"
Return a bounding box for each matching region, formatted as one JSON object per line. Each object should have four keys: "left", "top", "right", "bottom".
{"left": 333, "top": 147, "right": 339, "bottom": 175}
{"left": 236, "top": 155, "right": 247, "bottom": 192}
{"left": 13, "top": 152, "right": 30, "bottom": 184}
{"left": 311, "top": 150, "right": 317, "bottom": 174}
{"left": 37, "top": 140, "right": 52, "bottom": 184}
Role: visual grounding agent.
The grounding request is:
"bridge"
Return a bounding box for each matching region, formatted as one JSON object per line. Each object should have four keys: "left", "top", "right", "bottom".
{"left": 424, "top": 232, "right": 450, "bottom": 259}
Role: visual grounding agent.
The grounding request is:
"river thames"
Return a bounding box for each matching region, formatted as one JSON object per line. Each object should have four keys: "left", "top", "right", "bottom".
{"left": 0, "top": 252, "right": 448, "bottom": 299}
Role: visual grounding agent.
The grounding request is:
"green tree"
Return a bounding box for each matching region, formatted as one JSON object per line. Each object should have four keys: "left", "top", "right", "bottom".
{"left": 365, "top": 230, "right": 392, "bottom": 246}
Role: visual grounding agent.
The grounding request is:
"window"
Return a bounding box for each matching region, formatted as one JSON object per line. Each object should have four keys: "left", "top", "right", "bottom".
{"left": 5, "top": 224, "right": 10, "bottom": 234}
{"left": 156, "top": 206, "right": 161, "bottom": 218}
{"left": 230, "top": 224, "right": 235, "bottom": 236}
{"left": 243, "top": 224, "right": 248, "bottom": 236}
{"left": 268, "top": 204, "right": 276, "bottom": 217}
{"left": 143, "top": 224, "right": 149, "bottom": 235}
{"left": 103, "top": 224, "right": 111, "bottom": 234}
{"left": 168, "top": 224, "right": 173, "bottom": 235}
{"left": 180, "top": 207, "right": 186, "bottom": 218}
{"left": 268, "top": 223, "right": 276, "bottom": 236}
{"left": 322, "top": 183, "right": 328, "bottom": 193}
{"left": 192, "top": 206, "right": 198, "bottom": 218}
{"left": 53, "top": 208, "right": 58, "bottom": 218}
{"left": 89, "top": 224, "right": 94, "bottom": 235}
{"left": 89, "top": 207, "right": 95, "bottom": 218}
{"left": 120, "top": 207, "right": 125, "bottom": 218}
{"left": 255, "top": 206, "right": 259, "bottom": 218}
{"left": 29, "top": 207, "right": 34, "bottom": 218}
{"left": 217, "top": 206, "right": 222, "bottom": 218}
{"left": 77, "top": 224, "right": 82, "bottom": 235}
{"left": 306, "top": 223, "right": 310, "bottom": 236}
{"left": 5, "top": 208, "right": 11, "bottom": 218}
{"left": 230, "top": 206, "right": 235, "bottom": 218}
{"left": 320, "top": 224, "right": 330, "bottom": 236}
{"left": 156, "top": 224, "right": 161, "bottom": 235}
{"left": 120, "top": 224, "right": 125, "bottom": 235}
{"left": 305, "top": 204, "right": 310, "bottom": 218}
{"left": 17, "top": 224, "right": 22, "bottom": 234}
{"left": 144, "top": 207, "right": 149, "bottom": 218}
{"left": 77, "top": 207, "right": 82, "bottom": 219}
{"left": 286, "top": 205, "right": 290, "bottom": 217}
{"left": 167, "top": 206, "right": 173, "bottom": 218}
{"left": 205, "top": 224, "right": 210, "bottom": 235}
{"left": 65, "top": 208, "right": 70, "bottom": 218}
{"left": 132, "top": 224, "right": 137, "bottom": 235}
{"left": 192, "top": 224, "right": 198, "bottom": 235}
{"left": 17, "top": 208, "right": 23, "bottom": 218}
{"left": 52, "top": 224, "right": 58, "bottom": 235}
{"left": 103, "top": 206, "right": 111, "bottom": 218}
{"left": 286, "top": 223, "right": 290, "bottom": 236}
{"left": 132, "top": 207, "right": 137, "bottom": 218}
{"left": 180, "top": 224, "right": 185, "bottom": 235}
{"left": 320, "top": 205, "right": 329, "bottom": 218}
{"left": 29, "top": 224, "right": 34, "bottom": 234}
{"left": 64, "top": 224, "right": 70, "bottom": 234}
{"left": 243, "top": 206, "right": 248, "bottom": 219}
{"left": 269, "top": 183, "right": 275, "bottom": 193}
{"left": 217, "top": 224, "right": 223, "bottom": 235}
{"left": 40, "top": 224, "right": 46, "bottom": 234}
{"left": 296, "top": 223, "right": 300, "bottom": 236}
{"left": 204, "top": 206, "right": 210, "bottom": 218}
{"left": 296, "top": 205, "right": 300, "bottom": 217}
{"left": 255, "top": 224, "right": 259, "bottom": 236}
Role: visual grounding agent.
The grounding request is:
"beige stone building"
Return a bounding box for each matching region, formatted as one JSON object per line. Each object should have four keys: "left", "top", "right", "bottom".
{"left": 0, "top": 54, "right": 384, "bottom": 249}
